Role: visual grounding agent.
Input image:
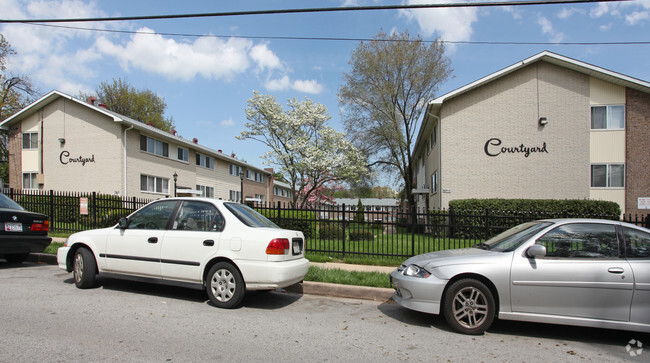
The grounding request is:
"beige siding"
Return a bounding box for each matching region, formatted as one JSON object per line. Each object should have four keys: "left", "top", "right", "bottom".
{"left": 590, "top": 77, "right": 625, "bottom": 105}
{"left": 438, "top": 62, "right": 591, "bottom": 208}
{"left": 590, "top": 131, "right": 626, "bottom": 163}
{"left": 590, "top": 189, "right": 625, "bottom": 212}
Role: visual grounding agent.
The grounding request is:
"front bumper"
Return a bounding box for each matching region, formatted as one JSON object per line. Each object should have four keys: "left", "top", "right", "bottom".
{"left": 57, "top": 246, "right": 71, "bottom": 271}
{"left": 390, "top": 268, "right": 447, "bottom": 315}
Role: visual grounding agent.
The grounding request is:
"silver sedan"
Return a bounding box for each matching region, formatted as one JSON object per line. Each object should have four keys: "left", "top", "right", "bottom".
{"left": 390, "top": 219, "right": 650, "bottom": 335}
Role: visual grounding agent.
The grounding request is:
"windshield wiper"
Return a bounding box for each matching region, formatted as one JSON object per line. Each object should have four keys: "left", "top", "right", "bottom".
{"left": 474, "top": 242, "right": 491, "bottom": 250}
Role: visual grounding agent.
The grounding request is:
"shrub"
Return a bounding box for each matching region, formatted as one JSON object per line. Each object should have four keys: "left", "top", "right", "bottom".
{"left": 319, "top": 225, "right": 345, "bottom": 239}
{"left": 349, "top": 230, "right": 374, "bottom": 241}
{"left": 257, "top": 208, "right": 316, "bottom": 238}
{"left": 353, "top": 199, "right": 365, "bottom": 224}
{"left": 447, "top": 198, "right": 621, "bottom": 239}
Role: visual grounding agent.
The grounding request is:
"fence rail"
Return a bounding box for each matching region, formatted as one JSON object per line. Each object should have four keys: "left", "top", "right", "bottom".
{"left": 3, "top": 189, "right": 649, "bottom": 260}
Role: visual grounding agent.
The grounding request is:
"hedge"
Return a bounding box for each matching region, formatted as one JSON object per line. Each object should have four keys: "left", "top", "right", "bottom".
{"left": 445, "top": 198, "right": 621, "bottom": 239}
{"left": 258, "top": 209, "right": 316, "bottom": 238}
{"left": 319, "top": 225, "right": 345, "bottom": 239}
{"left": 349, "top": 230, "right": 375, "bottom": 241}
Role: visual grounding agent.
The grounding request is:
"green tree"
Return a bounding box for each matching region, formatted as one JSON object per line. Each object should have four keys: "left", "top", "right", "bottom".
{"left": 354, "top": 198, "right": 365, "bottom": 223}
{"left": 238, "top": 91, "right": 368, "bottom": 208}
{"left": 0, "top": 34, "right": 38, "bottom": 183}
{"left": 84, "top": 78, "right": 175, "bottom": 132}
{"left": 338, "top": 30, "right": 452, "bottom": 211}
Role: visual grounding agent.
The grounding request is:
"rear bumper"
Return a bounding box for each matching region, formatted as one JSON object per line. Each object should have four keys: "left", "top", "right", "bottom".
{"left": 0, "top": 235, "right": 52, "bottom": 254}
{"left": 238, "top": 258, "right": 310, "bottom": 290}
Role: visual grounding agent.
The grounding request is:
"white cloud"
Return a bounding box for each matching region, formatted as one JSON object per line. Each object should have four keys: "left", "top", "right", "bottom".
{"left": 221, "top": 118, "right": 235, "bottom": 127}
{"left": 557, "top": 7, "right": 586, "bottom": 20}
{"left": 537, "top": 15, "right": 564, "bottom": 43}
{"left": 249, "top": 43, "right": 282, "bottom": 72}
{"left": 400, "top": 0, "right": 478, "bottom": 45}
{"left": 626, "top": 11, "right": 649, "bottom": 25}
{"left": 96, "top": 28, "right": 254, "bottom": 81}
{"left": 265, "top": 76, "right": 291, "bottom": 91}
{"left": 292, "top": 79, "right": 324, "bottom": 94}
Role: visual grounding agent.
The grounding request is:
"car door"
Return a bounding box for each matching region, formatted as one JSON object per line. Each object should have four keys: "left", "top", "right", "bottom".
{"left": 103, "top": 200, "right": 178, "bottom": 278}
{"left": 510, "top": 222, "right": 634, "bottom": 322}
{"left": 161, "top": 200, "right": 223, "bottom": 283}
{"left": 622, "top": 226, "right": 650, "bottom": 325}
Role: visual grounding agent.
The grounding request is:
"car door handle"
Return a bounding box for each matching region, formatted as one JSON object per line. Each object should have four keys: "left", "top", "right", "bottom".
{"left": 148, "top": 237, "right": 158, "bottom": 244}
{"left": 203, "top": 240, "right": 215, "bottom": 246}
{"left": 608, "top": 267, "right": 625, "bottom": 274}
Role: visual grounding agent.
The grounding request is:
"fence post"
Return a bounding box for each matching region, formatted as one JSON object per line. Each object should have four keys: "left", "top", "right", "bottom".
{"left": 646, "top": 214, "right": 650, "bottom": 229}
{"left": 341, "top": 204, "right": 346, "bottom": 258}
{"left": 484, "top": 208, "right": 490, "bottom": 241}
{"left": 411, "top": 204, "right": 416, "bottom": 256}
{"left": 91, "top": 192, "right": 97, "bottom": 229}
{"left": 9, "top": 187, "right": 14, "bottom": 200}
{"left": 49, "top": 190, "right": 54, "bottom": 227}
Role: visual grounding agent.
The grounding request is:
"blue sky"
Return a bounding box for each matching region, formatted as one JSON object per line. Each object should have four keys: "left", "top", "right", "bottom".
{"left": 2, "top": 0, "right": 649, "bottom": 188}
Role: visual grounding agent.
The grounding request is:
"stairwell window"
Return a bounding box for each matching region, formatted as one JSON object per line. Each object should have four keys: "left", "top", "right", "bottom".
{"left": 22, "top": 132, "right": 38, "bottom": 149}
{"left": 591, "top": 105, "right": 624, "bottom": 130}
{"left": 591, "top": 164, "right": 625, "bottom": 188}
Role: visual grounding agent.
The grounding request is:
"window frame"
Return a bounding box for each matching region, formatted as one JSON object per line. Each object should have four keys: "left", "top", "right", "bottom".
{"left": 140, "top": 174, "right": 170, "bottom": 194}
{"left": 590, "top": 105, "right": 625, "bottom": 130}
{"left": 591, "top": 164, "right": 625, "bottom": 188}
{"left": 22, "top": 172, "right": 38, "bottom": 189}
{"left": 177, "top": 147, "right": 189, "bottom": 162}
{"left": 22, "top": 132, "right": 38, "bottom": 150}
{"left": 140, "top": 135, "right": 169, "bottom": 157}
{"left": 195, "top": 154, "right": 214, "bottom": 169}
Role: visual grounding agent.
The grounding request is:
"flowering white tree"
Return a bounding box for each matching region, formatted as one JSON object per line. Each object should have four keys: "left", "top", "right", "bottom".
{"left": 238, "top": 91, "right": 368, "bottom": 208}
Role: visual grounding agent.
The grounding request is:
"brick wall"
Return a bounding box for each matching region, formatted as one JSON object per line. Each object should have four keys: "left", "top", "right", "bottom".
{"left": 625, "top": 88, "right": 650, "bottom": 216}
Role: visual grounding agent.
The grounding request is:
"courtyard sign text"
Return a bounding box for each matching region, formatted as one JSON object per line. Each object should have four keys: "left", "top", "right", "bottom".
{"left": 59, "top": 151, "right": 96, "bottom": 166}
{"left": 484, "top": 138, "right": 548, "bottom": 158}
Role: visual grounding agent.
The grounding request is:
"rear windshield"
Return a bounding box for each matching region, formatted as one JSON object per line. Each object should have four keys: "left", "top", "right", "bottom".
{"left": 0, "top": 193, "right": 25, "bottom": 211}
{"left": 224, "top": 203, "right": 279, "bottom": 228}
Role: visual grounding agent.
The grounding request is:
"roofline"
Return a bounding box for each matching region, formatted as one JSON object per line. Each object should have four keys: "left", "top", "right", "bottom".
{"left": 428, "top": 50, "right": 650, "bottom": 113}
{"left": 0, "top": 90, "right": 272, "bottom": 175}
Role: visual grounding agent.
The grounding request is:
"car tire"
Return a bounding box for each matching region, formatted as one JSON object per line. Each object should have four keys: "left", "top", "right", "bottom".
{"left": 442, "top": 278, "right": 495, "bottom": 335}
{"left": 5, "top": 253, "right": 29, "bottom": 263}
{"left": 73, "top": 248, "right": 97, "bottom": 289}
{"left": 206, "top": 262, "right": 245, "bottom": 309}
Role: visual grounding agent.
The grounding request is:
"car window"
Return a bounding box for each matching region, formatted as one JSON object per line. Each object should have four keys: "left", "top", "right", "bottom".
{"left": 0, "top": 193, "right": 25, "bottom": 211}
{"left": 535, "top": 223, "right": 620, "bottom": 258}
{"left": 126, "top": 200, "right": 177, "bottom": 230}
{"left": 480, "top": 221, "right": 552, "bottom": 252}
{"left": 224, "top": 203, "right": 279, "bottom": 228}
{"left": 172, "top": 201, "right": 223, "bottom": 232}
{"left": 623, "top": 227, "right": 650, "bottom": 258}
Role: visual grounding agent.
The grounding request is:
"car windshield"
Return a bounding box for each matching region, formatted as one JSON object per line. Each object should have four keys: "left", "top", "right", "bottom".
{"left": 224, "top": 203, "right": 279, "bottom": 228}
{"left": 0, "top": 193, "right": 25, "bottom": 211}
{"left": 477, "top": 221, "right": 553, "bottom": 252}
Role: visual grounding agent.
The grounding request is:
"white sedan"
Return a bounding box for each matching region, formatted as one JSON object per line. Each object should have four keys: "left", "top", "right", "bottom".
{"left": 58, "top": 198, "right": 309, "bottom": 308}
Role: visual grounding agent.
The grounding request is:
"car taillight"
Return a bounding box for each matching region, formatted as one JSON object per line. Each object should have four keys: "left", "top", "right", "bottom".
{"left": 31, "top": 220, "right": 49, "bottom": 232}
{"left": 266, "top": 238, "right": 290, "bottom": 255}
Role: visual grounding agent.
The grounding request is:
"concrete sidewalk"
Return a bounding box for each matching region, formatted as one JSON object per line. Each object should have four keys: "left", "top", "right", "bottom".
{"left": 27, "top": 251, "right": 397, "bottom": 303}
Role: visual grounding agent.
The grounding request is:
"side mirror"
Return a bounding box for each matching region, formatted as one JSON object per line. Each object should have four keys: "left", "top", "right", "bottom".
{"left": 118, "top": 217, "right": 130, "bottom": 229}
{"left": 526, "top": 244, "right": 546, "bottom": 258}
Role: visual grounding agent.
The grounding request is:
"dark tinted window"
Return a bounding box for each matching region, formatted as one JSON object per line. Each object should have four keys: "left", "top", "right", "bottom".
{"left": 624, "top": 227, "right": 650, "bottom": 258}
{"left": 126, "top": 200, "right": 177, "bottom": 230}
{"left": 536, "top": 223, "right": 619, "bottom": 258}
{"left": 224, "top": 203, "right": 278, "bottom": 228}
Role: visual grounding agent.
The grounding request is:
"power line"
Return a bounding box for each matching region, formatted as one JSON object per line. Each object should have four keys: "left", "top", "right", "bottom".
{"left": 0, "top": 0, "right": 630, "bottom": 24}
{"left": 28, "top": 22, "right": 650, "bottom": 46}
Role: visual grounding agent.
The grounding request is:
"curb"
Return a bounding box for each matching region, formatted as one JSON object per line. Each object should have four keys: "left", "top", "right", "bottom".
{"left": 26, "top": 253, "right": 396, "bottom": 302}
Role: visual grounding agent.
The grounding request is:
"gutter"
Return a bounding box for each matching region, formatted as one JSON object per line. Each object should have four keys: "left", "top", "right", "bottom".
{"left": 123, "top": 124, "right": 134, "bottom": 196}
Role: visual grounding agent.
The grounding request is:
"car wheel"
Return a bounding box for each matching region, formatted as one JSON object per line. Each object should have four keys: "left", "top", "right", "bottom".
{"left": 443, "top": 278, "right": 495, "bottom": 335}
{"left": 5, "top": 253, "right": 29, "bottom": 263}
{"left": 73, "top": 248, "right": 97, "bottom": 289}
{"left": 206, "top": 262, "right": 245, "bottom": 309}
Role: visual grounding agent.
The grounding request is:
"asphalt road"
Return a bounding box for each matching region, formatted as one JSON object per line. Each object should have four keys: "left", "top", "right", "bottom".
{"left": 1, "top": 261, "right": 647, "bottom": 362}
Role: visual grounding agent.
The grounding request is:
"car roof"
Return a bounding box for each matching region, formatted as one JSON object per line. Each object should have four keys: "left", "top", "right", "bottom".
{"left": 541, "top": 218, "right": 649, "bottom": 231}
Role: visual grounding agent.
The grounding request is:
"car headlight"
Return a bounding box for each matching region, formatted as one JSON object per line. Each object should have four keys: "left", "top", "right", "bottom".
{"left": 403, "top": 264, "right": 430, "bottom": 278}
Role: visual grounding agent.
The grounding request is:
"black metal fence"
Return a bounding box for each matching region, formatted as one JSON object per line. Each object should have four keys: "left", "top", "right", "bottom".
{"left": 3, "top": 188, "right": 649, "bottom": 260}
{"left": 2, "top": 188, "right": 153, "bottom": 234}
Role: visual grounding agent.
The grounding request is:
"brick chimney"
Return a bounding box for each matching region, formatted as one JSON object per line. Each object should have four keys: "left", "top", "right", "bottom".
{"left": 87, "top": 96, "right": 97, "bottom": 106}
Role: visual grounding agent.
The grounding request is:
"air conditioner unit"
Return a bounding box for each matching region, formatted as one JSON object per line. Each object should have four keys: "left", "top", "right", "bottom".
{"left": 36, "top": 174, "right": 45, "bottom": 184}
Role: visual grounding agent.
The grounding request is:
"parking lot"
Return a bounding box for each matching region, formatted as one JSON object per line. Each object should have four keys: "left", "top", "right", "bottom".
{"left": 1, "top": 261, "right": 646, "bottom": 362}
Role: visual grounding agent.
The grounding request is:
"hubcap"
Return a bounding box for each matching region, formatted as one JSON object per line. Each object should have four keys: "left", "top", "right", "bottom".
{"left": 452, "top": 286, "right": 489, "bottom": 329}
{"left": 74, "top": 253, "right": 83, "bottom": 283}
{"left": 210, "top": 269, "right": 236, "bottom": 302}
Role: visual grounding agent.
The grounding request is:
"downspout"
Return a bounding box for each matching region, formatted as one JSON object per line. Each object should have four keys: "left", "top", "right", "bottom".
{"left": 426, "top": 110, "right": 442, "bottom": 209}
{"left": 123, "top": 124, "right": 134, "bottom": 196}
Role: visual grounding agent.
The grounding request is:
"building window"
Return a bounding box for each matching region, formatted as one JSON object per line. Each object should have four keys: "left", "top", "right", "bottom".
{"left": 196, "top": 184, "right": 214, "bottom": 198}
{"left": 427, "top": 125, "right": 437, "bottom": 154}
{"left": 591, "top": 105, "right": 624, "bottom": 130}
{"left": 591, "top": 164, "right": 625, "bottom": 188}
{"left": 22, "top": 132, "right": 38, "bottom": 149}
{"left": 230, "top": 164, "right": 242, "bottom": 176}
{"left": 177, "top": 147, "right": 188, "bottom": 162}
{"left": 274, "top": 187, "right": 288, "bottom": 197}
{"left": 22, "top": 173, "right": 39, "bottom": 189}
{"left": 140, "top": 174, "right": 169, "bottom": 194}
{"left": 195, "top": 154, "right": 213, "bottom": 169}
{"left": 431, "top": 171, "right": 438, "bottom": 194}
{"left": 229, "top": 190, "right": 241, "bottom": 202}
{"left": 255, "top": 172, "right": 264, "bottom": 183}
{"left": 140, "top": 135, "right": 169, "bottom": 157}
{"left": 255, "top": 194, "right": 265, "bottom": 203}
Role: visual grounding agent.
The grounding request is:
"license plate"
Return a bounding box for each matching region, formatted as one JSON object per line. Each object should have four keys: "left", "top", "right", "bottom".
{"left": 4, "top": 222, "right": 23, "bottom": 232}
{"left": 293, "top": 240, "right": 302, "bottom": 254}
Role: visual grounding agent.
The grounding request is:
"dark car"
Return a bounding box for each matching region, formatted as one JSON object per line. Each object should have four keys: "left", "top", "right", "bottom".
{"left": 0, "top": 193, "right": 51, "bottom": 263}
